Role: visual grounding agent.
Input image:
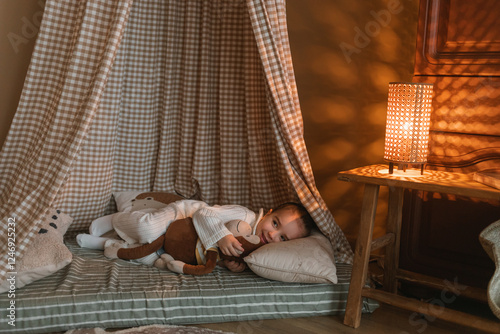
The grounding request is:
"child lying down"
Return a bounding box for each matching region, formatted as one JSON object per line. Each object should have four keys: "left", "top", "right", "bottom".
{"left": 77, "top": 199, "right": 315, "bottom": 273}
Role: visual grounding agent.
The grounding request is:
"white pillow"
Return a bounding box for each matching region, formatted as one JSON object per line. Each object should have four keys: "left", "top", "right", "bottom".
{"left": 244, "top": 230, "right": 337, "bottom": 284}
{"left": 0, "top": 208, "right": 73, "bottom": 293}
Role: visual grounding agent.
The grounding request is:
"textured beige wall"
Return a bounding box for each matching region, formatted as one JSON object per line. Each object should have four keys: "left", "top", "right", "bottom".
{"left": 287, "top": 0, "right": 419, "bottom": 245}
{"left": 0, "top": 0, "right": 419, "bottom": 246}
{"left": 0, "top": 0, "right": 44, "bottom": 148}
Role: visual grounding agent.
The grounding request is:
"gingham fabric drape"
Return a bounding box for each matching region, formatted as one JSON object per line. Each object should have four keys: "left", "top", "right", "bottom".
{"left": 0, "top": 0, "right": 353, "bottom": 282}
{"left": 0, "top": 0, "right": 133, "bottom": 281}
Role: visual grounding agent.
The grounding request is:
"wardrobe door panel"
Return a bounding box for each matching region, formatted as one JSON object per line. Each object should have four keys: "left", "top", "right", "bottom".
{"left": 401, "top": 0, "right": 500, "bottom": 289}
{"left": 415, "top": 0, "right": 500, "bottom": 75}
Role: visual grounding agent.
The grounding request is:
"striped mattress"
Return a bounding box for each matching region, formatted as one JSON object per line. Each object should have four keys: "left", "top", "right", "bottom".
{"left": 0, "top": 234, "right": 377, "bottom": 333}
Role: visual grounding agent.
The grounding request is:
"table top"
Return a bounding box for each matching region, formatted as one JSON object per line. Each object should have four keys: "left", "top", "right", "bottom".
{"left": 337, "top": 164, "right": 500, "bottom": 201}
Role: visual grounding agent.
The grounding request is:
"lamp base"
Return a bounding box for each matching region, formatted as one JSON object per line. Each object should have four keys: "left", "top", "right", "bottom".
{"left": 388, "top": 162, "right": 426, "bottom": 175}
{"left": 378, "top": 168, "right": 425, "bottom": 178}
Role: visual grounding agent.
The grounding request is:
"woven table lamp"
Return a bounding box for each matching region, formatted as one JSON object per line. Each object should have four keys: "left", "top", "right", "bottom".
{"left": 383, "top": 82, "right": 433, "bottom": 175}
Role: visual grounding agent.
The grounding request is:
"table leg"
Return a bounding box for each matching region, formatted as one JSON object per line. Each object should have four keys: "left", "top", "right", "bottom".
{"left": 383, "top": 187, "right": 404, "bottom": 293}
{"left": 343, "top": 183, "right": 379, "bottom": 328}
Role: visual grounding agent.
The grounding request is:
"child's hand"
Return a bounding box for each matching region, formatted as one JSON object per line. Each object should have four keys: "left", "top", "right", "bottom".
{"left": 217, "top": 234, "right": 244, "bottom": 257}
{"left": 224, "top": 260, "right": 247, "bottom": 273}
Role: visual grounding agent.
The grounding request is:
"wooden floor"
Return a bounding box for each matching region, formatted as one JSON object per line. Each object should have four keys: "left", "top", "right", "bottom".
{"left": 47, "top": 302, "right": 494, "bottom": 333}
{"left": 192, "top": 304, "right": 490, "bottom": 334}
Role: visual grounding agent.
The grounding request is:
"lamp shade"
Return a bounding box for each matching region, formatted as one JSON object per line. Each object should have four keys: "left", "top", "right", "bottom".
{"left": 383, "top": 82, "right": 433, "bottom": 164}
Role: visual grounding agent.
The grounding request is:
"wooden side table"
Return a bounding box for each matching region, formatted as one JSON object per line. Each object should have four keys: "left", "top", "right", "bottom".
{"left": 338, "top": 164, "right": 500, "bottom": 333}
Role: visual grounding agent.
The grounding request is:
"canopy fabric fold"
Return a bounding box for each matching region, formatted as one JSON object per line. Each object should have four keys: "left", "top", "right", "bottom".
{"left": 0, "top": 0, "right": 353, "bottom": 282}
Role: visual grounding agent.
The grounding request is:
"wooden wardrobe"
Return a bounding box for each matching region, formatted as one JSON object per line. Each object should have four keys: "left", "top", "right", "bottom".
{"left": 400, "top": 0, "right": 500, "bottom": 290}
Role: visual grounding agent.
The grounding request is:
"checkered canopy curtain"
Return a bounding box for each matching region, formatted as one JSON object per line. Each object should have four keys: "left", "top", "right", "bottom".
{"left": 0, "top": 0, "right": 133, "bottom": 281}
{"left": 0, "top": 0, "right": 353, "bottom": 280}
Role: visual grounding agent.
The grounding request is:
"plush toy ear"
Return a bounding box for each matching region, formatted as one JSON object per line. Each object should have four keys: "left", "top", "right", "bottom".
{"left": 225, "top": 219, "right": 252, "bottom": 237}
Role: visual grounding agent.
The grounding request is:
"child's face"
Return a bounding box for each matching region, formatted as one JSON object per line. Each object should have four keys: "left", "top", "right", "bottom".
{"left": 255, "top": 207, "right": 304, "bottom": 244}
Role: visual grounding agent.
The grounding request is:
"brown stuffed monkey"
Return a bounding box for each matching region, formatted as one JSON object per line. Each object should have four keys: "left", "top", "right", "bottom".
{"left": 104, "top": 218, "right": 264, "bottom": 275}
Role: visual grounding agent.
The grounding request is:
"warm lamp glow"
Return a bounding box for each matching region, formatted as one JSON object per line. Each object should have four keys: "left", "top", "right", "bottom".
{"left": 383, "top": 82, "right": 433, "bottom": 174}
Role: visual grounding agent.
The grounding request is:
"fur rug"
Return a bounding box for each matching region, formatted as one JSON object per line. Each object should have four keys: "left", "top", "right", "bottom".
{"left": 65, "top": 325, "right": 236, "bottom": 334}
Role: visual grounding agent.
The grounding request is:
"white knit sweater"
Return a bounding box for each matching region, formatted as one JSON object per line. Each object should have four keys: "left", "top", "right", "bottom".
{"left": 112, "top": 199, "right": 263, "bottom": 249}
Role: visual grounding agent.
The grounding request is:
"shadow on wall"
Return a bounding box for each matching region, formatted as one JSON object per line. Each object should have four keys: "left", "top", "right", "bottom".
{"left": 287, "top": 0, "right": 419, "bottom": 245}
